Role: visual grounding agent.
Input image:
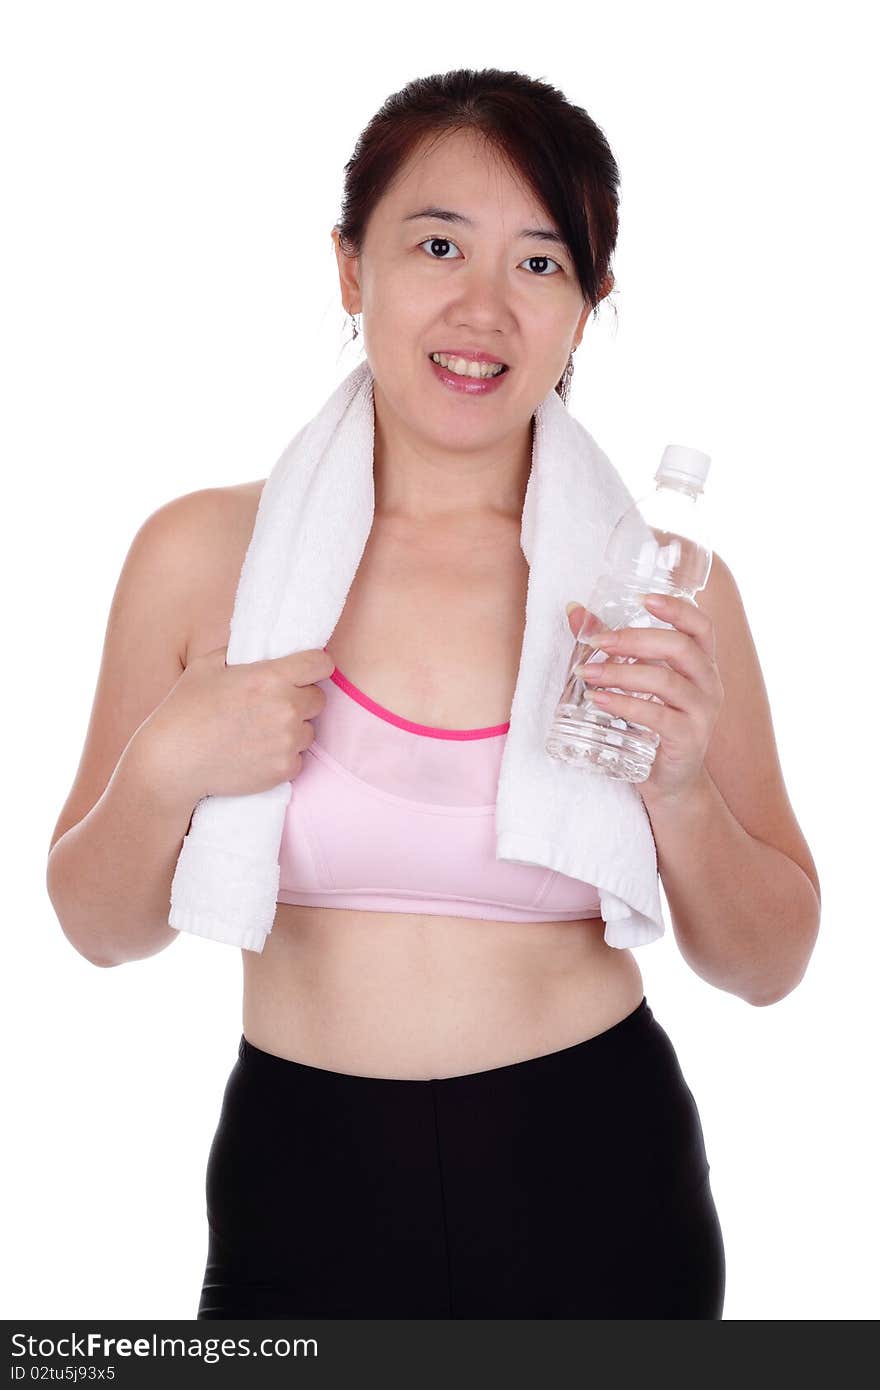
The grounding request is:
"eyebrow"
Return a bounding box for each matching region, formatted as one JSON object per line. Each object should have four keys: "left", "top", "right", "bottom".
{"left": 401, "top": 205, "right": 566, "bottom": 246}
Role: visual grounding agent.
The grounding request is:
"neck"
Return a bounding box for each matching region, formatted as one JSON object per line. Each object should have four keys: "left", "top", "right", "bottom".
{"left": 371, "top": 385, "right": 534, "bottom": 526}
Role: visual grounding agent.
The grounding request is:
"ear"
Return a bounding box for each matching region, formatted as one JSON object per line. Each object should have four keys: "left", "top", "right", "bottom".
{"left": 572, "top": 301, "right": 591, "bottom": 351}
{"left": 572, "top": 270, "right": 614, "bottom": 349}
{"left": 331, "top": 226, "right": 362, "bottom": 315}
{"left": 599, "top": 269, "right": 615, "bottom": 299}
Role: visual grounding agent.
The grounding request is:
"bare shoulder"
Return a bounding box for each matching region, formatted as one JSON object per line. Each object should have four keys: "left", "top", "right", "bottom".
{"left": 165, "top": 478, "right": 267, "bottom": 663}
{"left": 170, "top": 476, "right": 265, "bottom": 539}
{"left": 46, "top": 479, "right": 267, "bottom": 856}
{"left": 698, "top": 551, "right": 821, "bottom": 906}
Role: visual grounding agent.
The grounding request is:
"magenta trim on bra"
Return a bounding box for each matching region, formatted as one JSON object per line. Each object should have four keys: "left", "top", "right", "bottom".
{"left": 328, "top": 666, "right": 510, "bottom": 741}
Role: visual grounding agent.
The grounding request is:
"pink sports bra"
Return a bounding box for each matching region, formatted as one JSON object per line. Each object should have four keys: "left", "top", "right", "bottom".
{"left": 275, "top": 657, "right": 603, "bottom": 923}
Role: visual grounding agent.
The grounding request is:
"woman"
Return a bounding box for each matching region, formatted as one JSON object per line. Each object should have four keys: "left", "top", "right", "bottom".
{"left": 47, "top": 69, "right": 821, "bottom": 1319}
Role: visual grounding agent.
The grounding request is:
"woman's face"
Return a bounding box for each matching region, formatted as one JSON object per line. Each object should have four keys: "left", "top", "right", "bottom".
{"left": 332, "top": 128, "right": 606, "bottom": 454}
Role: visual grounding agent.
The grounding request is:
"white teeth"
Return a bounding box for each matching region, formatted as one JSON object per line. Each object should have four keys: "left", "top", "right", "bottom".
{"left": 430, "top": 352, "right": 506, "bottom": 379}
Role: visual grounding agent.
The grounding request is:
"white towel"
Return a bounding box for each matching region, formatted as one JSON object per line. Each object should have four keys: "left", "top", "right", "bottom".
{"left": 168, "top": 359, "right": 666, "bottom": 953}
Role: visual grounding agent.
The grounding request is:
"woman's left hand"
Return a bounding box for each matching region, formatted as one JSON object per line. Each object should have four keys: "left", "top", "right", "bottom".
{"left": 565, "top": 594, "right": 725, "bottom": 808}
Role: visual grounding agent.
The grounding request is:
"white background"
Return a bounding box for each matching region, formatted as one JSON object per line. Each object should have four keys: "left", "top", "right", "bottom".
{"left": 4, "top": 0, "right": 877, "bottom": 1321}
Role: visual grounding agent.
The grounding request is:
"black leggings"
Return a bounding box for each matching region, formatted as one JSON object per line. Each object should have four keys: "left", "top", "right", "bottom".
{"left": 197, "top": 996, "right": 725, "bottom": 1318}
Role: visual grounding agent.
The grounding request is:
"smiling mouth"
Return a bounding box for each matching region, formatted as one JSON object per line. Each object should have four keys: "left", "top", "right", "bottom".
{"left": 428, "top": 352, "right": 509, "bottom": 379}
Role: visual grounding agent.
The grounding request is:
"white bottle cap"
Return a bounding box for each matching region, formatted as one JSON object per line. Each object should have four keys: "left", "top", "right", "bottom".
{"left": 655, "top": 444, "right": 711, "bottom": 490}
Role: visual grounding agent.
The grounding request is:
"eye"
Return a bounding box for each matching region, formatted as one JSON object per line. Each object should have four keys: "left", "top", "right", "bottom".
{"left": 418, "top": 236, "right": 463, "bottom": 261}
{"left": 521, "top": 254, "right": 563, "bottom": 276}
{"left": 417, "top": 237, "right": 563, "bottom": 275}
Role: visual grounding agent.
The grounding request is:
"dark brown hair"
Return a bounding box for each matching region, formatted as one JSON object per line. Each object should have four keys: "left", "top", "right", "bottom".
{"left": 334, "top": 67, "right": 621, "bottom": 401}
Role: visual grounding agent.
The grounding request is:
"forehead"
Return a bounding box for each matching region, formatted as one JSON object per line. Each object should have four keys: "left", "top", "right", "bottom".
{"left": 378, "top": 128, "right": 548, "bottom": 224}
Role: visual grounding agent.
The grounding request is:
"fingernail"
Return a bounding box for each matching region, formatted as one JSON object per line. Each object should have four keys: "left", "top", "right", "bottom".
{"left": 565, "top": 601, "right": 583, "bottom": 617}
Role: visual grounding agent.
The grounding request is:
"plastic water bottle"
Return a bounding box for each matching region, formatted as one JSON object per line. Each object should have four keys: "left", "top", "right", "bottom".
{"left": 545, "top": 444, "right": 713, "bottom": 782}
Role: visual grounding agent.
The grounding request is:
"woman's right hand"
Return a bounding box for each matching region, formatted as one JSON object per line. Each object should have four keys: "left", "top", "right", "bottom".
{"left": 139, "top": 645, "right": 336, "bottom": 804}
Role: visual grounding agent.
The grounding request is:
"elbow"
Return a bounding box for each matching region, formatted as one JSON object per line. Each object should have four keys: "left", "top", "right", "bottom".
{"left": 749, "top": 898, "right": 821, "bottom": 1008}
{"left": 750, "top": 974, "right": 808, "bottom": 1008}
{"left": 748, "top": 959, "right": 814, "bottom": 1009}
{"left": 749, "top": 985, "right": 790, "bottom": 1008}
{"left": 46, "top": 859, "right": 125, "bottom": 968}
{"left": 48, "top": 892, "right": 120, "bottom": 968}
{"left": 60, "top": 923, "right": 120, "bottom": 969}
{"left": 84, "top": 952, "right": 119, "bottom": 969}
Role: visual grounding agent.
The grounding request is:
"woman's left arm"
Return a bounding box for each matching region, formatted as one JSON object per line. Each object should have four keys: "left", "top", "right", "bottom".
{"left": 569, "top": 555, "right": 821, "bottom": 1006}
{"left": 640, "top": 765, "right": 820, "bottom": 1006}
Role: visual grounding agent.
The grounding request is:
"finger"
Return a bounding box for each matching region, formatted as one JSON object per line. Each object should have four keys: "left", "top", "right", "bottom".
{"left": 586, "top": 620, "right": 716, "bottom": 696}
{"left": 587, "top": 685, "right": 685, "bottom": 738}
{"left": 643, "top": 593, "right": 716, "bottom": 660}
{"left": 566, "top": 602, "right": 604, "bottom": 641}
{"left": 282, "top": 647, "right": 336, "bottom": 685}
{"left": 575, "top": 657, "right": 697, "bottom": 715}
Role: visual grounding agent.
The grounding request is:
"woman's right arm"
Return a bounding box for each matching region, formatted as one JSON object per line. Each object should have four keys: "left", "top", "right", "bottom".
{"left": 45, "top": 491, "right": 217, "bottom": 968}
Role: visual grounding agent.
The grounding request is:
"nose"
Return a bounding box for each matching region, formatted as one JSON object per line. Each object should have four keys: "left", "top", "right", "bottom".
{"left": 449, "top": 261, "right": 515, "bottom": 335}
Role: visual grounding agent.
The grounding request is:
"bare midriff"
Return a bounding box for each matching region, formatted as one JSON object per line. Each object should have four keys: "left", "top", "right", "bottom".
{"left": 196, "top": 485, "right": 645, "bottom": 1082}
{"left": 242, "top": 905, "right": 644, "bottom": 1080}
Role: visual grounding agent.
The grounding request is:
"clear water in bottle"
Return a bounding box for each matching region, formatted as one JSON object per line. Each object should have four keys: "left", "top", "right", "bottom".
{"left": 545, "top": 444, "right": 713, "bottom": 782}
